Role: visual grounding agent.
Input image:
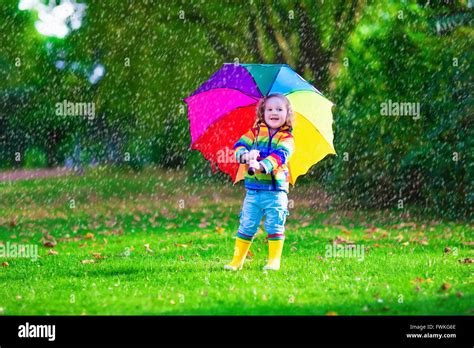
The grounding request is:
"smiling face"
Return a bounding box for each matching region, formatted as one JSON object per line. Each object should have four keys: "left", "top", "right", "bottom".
{"left": 263, "top": 96, "right": 288, "bottom": 130}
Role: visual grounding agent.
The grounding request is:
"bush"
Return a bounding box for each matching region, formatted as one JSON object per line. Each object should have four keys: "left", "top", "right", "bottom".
{"left": 23, "top": 147, "right": 48, "bottom": 169}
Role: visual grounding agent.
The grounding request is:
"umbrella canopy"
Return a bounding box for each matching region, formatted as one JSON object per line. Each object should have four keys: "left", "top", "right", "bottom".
{"left": 184, "top": 63, "right": 336, "bottom": 185}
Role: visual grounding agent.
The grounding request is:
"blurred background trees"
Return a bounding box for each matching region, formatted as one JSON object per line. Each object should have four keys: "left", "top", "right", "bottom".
{"left": 0, "top": 0, "right": 471, "bottom": 218}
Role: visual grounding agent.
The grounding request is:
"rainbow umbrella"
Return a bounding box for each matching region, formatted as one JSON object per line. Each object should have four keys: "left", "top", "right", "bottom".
{"left": 184, "top": 63, "right": 336, "bottom": 186}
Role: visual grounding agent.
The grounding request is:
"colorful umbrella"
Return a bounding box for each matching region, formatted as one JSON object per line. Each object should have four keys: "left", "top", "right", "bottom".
{"left": 184, "top": 63, "right": 336, "bottom": 186}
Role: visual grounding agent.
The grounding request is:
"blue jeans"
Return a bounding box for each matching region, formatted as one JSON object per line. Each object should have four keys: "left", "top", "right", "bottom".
{"left": 236, "top": 189, "right": 289, "bottom": 241}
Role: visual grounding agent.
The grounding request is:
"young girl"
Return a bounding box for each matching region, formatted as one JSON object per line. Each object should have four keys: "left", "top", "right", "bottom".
{"left": 224, "top": 93, "right": 295, "bottom": 271}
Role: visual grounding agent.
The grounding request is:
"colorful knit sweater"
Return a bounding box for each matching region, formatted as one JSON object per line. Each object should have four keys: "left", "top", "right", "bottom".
{"left": 234, "top": 122, "right": 295, "bottom": 193}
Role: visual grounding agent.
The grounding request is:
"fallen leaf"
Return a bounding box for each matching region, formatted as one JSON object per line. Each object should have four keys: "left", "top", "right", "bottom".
{"left": 92, "top": 252, "right": 106, "bottom": 259}
{"left": 215, "top": 226, "right": 225, "bottom": 234}
{"left": 175, "top": 243, "right": 189, "bottom": 248}
{"left": 395, "top": 234, "right": 404, "bottom": 243}
{"left": 456, "top": 291, "right": 463, "bottom": 298}
{"left": 410, "top": 277, "right": 425, "bottom": 284}
{"left": 178, "top": 255, "right": 184, "bottom": 260}
{"left": 198, "top": 221, "right": 209, "bottom": 228}
{"left": 1, "top": 262, "right": 9, "bottom": 267}
{"left": 57, "top": 236, "right": 82, "bottom": 242}
{"left": 441, "top": 283, "right": 451, "bottom": 291}
{"left": 43, "top": 241, "right": 56, "bottom": 248}
{"left": 326, "top": 311, "right": 338, "bottom": 316}
{"left": 47, "top": 250, "right": 58, "bottom": 256}
{"left": 334, "top": 225, "right": 350, "bottom": 233}
{"left": 246, "top": 249, "right": 254, "bottom": 260}
{"left": 459, "top": 258, "right": 473, "bottom": 264}
{"left": 333, "top": 236, "right": 354, "bottom": 245}
{"left": 85, "top": 233, "right": 95, "bottom": 239}
{"left": 9, "top": 217, "right": 18, "bottom": 227}
{"left": 144, "top": 244, "right": 154, "bottom": 253}
{"left": 444, "top": 247, "right": 451, "bottom": 254}
{"left": 80, "top": 259, "right": 95, "bottom": 264}
{"left": 393, "top": 222, "right": 417, "bottom": 230}
{"left": 418, "top": 238, "right": 429, "bottom": 246}
{"left": 98, "top": 229, "right": 123, "bottom": 236}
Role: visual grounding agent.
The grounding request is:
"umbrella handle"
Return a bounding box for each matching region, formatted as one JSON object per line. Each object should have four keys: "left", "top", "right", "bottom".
{"left": 247, "top": 125, "right": 261, "bottom": 176}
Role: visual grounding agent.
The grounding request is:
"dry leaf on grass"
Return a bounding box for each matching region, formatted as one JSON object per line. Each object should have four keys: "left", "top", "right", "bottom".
{"left": 332, "top": 236, "right": 354, "bottom": 245}
{"left": 459, "top": 258, "right": 473, "bottom": 264}
{"left": 47, "top": 250, "right": 58, "bottom": 255}
{"left": 98, "top": 229, "right": 123, "bottom": 236}
{"left": 198, "top": 221, "right": 209, "bottom": 228}
{"left": 43, "top": 241, "right": 56, "bottom": 248}
{"left": 246, "top": 250, "right": 254, "bottom": 260}
{"left": 80, "top": 259, "right": 95, "bottom": 264}
{"left": 395, "top": 234, "right": 404, "bottom": 243}
{"left": 1, "top": 262, "right": 9, "bottom": 267}
{"left": 440, "top": 283, "right": 451, "bottom": 291}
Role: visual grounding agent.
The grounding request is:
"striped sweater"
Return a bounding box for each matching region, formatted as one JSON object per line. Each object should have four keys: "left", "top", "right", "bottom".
{"left": 234, "top": 122, "right": 295, "bottom": 193}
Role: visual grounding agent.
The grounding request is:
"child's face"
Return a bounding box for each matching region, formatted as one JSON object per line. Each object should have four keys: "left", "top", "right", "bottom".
{"left": 264, "top": 97, "right": 287, "bottom": 130}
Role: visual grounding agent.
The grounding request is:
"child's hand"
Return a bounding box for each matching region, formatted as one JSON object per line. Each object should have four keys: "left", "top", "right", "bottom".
{"left": 248, "top": 159, "right": 263, "bottom": 172}
{"left": 239, "top": 152, "right": 250, "bottom": 164}
{"left": 248, "top": 150, "right": 260, "bottom": 160}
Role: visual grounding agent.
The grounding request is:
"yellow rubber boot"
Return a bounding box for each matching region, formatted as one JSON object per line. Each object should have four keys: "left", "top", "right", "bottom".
{"left": 224, "top": 237, "right": 252, "bottom": 271}
{"left": 263, "top": 239, "right": 285, "bottom": 271}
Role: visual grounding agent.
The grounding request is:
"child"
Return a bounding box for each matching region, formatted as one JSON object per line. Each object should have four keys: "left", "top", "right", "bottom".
{"left": 224, "top": 93, "right": 295, "bottom": 271}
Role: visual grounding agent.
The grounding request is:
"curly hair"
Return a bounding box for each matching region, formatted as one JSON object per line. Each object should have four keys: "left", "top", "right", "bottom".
{"left": 255, "top": 93, "right": 294, "bottom": 129}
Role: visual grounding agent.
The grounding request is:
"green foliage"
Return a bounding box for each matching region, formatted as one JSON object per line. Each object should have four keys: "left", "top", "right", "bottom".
{"left": 0, "top": 0, "right": 471, "bottom": 218}
{"left": 326, "top": 1, "right": 472, "bottom": 219}
{"left": 23, "top": 147, "right": 47, "bottom": 168}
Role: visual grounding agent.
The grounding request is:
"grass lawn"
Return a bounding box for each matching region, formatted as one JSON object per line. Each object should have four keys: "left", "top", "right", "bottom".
{"left": 0, "top": 166, "right": 472, "bottom": 315}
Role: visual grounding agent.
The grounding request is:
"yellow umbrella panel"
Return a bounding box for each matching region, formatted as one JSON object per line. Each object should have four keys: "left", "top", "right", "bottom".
{"left": 287, "top": 90, "right": 336, "bottom": 185}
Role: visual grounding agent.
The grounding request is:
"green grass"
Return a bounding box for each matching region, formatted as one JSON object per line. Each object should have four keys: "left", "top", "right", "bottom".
{"left": 0, "top": 166, "right": 472, "bottom": 315}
